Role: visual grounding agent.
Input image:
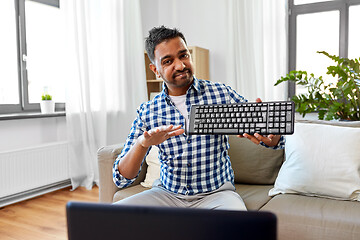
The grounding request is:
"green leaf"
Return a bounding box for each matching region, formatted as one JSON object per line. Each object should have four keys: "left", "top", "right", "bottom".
{"left": 42, "top": 94, "right": 52, "bottom": 101}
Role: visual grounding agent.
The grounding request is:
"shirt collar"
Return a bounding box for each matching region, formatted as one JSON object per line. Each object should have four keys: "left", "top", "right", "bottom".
{"left": 191, "top": 76, "right": 202, "bottom": 93}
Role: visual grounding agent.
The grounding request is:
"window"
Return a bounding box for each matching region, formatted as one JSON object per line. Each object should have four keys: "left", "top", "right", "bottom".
{"left": 0, "top": 0, "right": 64, "bottom": 114}
{"left": 0, "top": 1, "right": 20, "bottom": 106}
{"left": 348, "top": 4, "right": 360, "bottom": 59}
{"left": 288, "top": 0, "right": 360, "bottom": 97}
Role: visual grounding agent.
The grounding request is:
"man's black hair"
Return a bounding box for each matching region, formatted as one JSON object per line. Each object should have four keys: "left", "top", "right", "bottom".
{"left": 145, "top": 26, "right": 187, "bottom": 64}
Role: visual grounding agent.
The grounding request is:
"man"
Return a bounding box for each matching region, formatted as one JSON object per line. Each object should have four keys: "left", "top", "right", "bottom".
{"left": 113, "top": 26, "right": 284, "bottom": 210}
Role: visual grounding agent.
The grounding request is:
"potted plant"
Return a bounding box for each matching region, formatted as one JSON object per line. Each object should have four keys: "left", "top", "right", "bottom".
{"left": 40, "top": 93, "right": 55, "bottom": 114}
{"left": 275, "top": 51, "right": 360, "bottom": 121}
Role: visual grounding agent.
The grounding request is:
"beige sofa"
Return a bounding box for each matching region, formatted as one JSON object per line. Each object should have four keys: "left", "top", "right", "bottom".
{"left": 98, "top": 121, "right": 360, "bottom": 240}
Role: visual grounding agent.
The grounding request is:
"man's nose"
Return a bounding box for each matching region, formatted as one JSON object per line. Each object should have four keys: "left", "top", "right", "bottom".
{"left": 174, "top": 58, "right": 185, "bottom": 70}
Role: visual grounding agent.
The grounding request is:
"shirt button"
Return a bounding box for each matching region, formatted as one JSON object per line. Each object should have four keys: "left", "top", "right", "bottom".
{"left": 187, "top": 163, "right": 191, "bottom": 167}
{"left": 187, "top": 140, "right": 191, "bottom": 143}
{"left": 187, "top": 185, "right": 190, "bottom": 188}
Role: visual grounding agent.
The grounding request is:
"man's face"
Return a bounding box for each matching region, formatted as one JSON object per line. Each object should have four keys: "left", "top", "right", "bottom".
{"left": 150, "top": 37, "right": 194, "bottom": 96}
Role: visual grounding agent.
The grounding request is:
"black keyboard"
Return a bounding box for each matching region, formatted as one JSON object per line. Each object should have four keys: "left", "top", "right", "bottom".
{"left": 188, "top": 101, "right": 295, "bottom": 135}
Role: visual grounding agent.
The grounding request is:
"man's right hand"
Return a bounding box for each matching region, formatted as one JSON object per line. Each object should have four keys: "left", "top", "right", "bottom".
{"left": 139, "top": 125, "right": 185, "bottom": 148}
{"left": 118, "top": 125, "right": 184, "bottom": 179}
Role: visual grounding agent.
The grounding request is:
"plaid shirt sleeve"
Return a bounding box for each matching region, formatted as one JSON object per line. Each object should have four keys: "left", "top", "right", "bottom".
{"left": 112, "top": 103, "right": 150, "bottom": 188}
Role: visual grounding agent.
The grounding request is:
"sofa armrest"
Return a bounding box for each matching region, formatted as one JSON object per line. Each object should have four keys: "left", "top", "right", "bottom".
{"left": 97, "top": 143, "right": 124, "bottom": 203}
{"left": 97, "top": 143, "right": 148, "bottom": 203}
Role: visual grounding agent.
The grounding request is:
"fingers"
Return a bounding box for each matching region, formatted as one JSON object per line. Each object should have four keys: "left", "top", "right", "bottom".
{"left": 162, "top": 124, "right": 181, "bottom": 132}
{"left": 242, "top": 133, "right": 268, "bottom": 145}
{"left": 254, "top": 133, "right": 267, "bottom": 142}
{"left": 146, "top": 124, "right": 184, "bottom": 139}
{"left": 168, "top": 128, "right": 185, "bottom": 137}
{"left": 255, "top": 133, "right": 277, "bottom": 146}
{"left": 147, "top": 128, "right": 159, "bottom": 136}
{"left": 168, "top": 124, "right": 182, "bottom": 132}
{"left": 243, "top": 133, "right": 261, "bottom": 145}
{"left": 148, "top": 125, "right": 175, "bottom": 135}
{"left": 143, "top": 131, "right": 150, "bottom": 138}
{"left": 164, "top": 125, "right": 184, "bottom": 138}
{"left": 255, "top": 98, "right": 262, "bottom": 103}
{"left": 267, "top": 134, "right": 275, "bottom": 140}
{"left": 242, "top": 133, "right": 280, "bottom": 147}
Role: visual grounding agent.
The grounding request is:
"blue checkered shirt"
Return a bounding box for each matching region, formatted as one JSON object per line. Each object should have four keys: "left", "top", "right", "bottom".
{"left": 113, "top": 77, "right": 285, "bottom": 195}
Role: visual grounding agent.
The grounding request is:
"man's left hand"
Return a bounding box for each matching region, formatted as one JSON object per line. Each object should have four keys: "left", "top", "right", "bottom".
{"left": 237, "top": 133, "right": 281, "bottom": 147}
{"left": 236, "top": 97, "right": 281, "bottom": 147}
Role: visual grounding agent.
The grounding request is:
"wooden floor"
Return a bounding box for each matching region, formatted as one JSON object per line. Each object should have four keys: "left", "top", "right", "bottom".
{"left": 0, "top": 186, "right": 99, "bottom": 240}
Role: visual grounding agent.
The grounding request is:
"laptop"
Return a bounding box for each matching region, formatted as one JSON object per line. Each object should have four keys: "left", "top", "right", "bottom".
{"left": 66, "top": 201, "right": 277, "bottom": 240}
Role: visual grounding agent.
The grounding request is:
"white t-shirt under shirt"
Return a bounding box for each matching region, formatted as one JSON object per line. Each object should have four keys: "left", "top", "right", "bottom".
{"left": 168, "top": 94, "right": 189, "bottom": 131}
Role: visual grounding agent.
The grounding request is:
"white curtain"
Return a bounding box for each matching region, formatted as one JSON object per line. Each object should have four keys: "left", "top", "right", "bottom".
{"left": 62, "top": 0, "right": 147, "bottom": 190}
{"left": 226, "top": 0, "right": 287, "bottom": 101}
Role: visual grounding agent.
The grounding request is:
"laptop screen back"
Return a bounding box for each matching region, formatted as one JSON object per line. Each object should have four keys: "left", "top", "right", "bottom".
{"left": 66, "top": 201, "right": 277, "bottom": 240}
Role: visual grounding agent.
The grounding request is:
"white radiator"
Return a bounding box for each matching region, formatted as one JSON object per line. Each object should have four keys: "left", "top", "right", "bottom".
{"left": 0, "top": 142, "right": 70, "bottom": 199}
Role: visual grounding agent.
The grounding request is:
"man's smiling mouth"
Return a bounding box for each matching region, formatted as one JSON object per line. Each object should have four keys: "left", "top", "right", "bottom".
{"left": 173, "top": 69, "right": 190, "bottom": 78}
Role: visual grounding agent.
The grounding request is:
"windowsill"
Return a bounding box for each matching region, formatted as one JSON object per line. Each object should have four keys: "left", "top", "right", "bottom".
{"left": 0, "top": 111, "right": 66, "bottom": 121}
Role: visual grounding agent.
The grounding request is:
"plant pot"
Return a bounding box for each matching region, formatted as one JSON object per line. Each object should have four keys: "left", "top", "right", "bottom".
{"left": 40, "top": 100, "right": 55, "bottom": 114}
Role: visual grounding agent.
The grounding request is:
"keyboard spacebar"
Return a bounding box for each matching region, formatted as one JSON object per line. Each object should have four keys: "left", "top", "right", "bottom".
{"left": 213, "top": 129, "right": 238, "bottom": 134}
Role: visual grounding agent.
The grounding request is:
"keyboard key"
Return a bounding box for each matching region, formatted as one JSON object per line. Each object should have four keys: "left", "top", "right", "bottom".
{"left": 286, "top": 111, "right": 292, "bottom": 121}
{"left": 286, "top": 123, "right": 292, "bottom": 132}
{"left": 269, "top": 128, "right": 280, "bottom": 134}
{"left": 256, "top": 123, "right": 266, "bottom": 128}
{"left": 214, "top": 129, "right": 238, "bottom": 134}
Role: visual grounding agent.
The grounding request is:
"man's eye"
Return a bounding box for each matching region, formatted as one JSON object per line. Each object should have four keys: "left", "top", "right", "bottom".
{"left": 163, "top": 60, "right": 171, "bottom": 65}
{"left": 181, "top": 54, "right": 189, "bottom": 59}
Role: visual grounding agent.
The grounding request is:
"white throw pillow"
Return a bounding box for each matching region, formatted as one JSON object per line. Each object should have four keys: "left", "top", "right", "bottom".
{"left": 140, "top": 146, "right": 160, "bottom": 188}
{"left": 269, "top": 121, "right": 360, "bottom": 201}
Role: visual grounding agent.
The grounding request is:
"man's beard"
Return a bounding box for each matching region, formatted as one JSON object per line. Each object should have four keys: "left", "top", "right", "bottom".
{"left": 172, "top": 68, "right": 192, "bottom": 80}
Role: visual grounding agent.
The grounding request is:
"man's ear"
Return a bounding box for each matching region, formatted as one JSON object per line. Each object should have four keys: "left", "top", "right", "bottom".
{"left": 149, "top": 63, "right": 160, "bottom": 79}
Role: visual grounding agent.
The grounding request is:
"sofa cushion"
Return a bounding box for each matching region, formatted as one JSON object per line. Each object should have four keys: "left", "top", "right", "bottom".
{"left": 228, "top": 136, "right": 284, "bottom": 185}
{"left": 269, "top": 121, "right": 360, "bottom": 201}
{"left": 235, "top": 184, "right": 274, "bottom": 210}
{"left": 261, "top": 194, "right": 360, "bottom": 240}
{"left": 140, "top": 146, "right": 160, "bottom": 188}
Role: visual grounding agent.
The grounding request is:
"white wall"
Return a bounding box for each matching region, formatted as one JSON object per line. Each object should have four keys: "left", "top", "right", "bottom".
{"left": 0, "top": 116, "right": 68, "bottom": 201}
{"left": 0, "top": 116, "right": 66, "bottom": 152}
{"left": 140, "top": 0, "right": 230, "bottom": 84}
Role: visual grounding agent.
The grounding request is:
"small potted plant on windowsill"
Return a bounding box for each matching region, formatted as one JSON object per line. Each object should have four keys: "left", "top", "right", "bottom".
{"left": 40, "top": 93, "right": 55, "bottom": 114}
{"left": 275, "top": 51, "right": 360, "bottom": 121}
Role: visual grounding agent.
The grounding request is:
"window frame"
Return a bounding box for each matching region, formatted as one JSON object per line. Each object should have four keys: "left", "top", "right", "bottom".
{"left": 0, "top": 0, "right": 64, "bottom": 114}
{"left": 288, "top": 0, "right": 360, "bottom": 98}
